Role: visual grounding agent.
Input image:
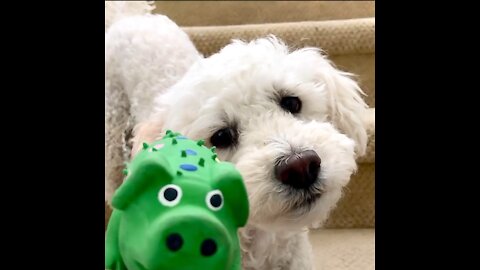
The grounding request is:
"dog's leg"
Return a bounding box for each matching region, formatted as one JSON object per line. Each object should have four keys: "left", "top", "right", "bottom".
{"left": 105, "top": 1, "right": 156, "bottom": 205}
{"left": 105, "top": 14, "right": 201, "bottom": 203}
{"left": 284, "top": 231, "right": 315, "bottom": 270}
{"left": 240, "top": 227, "right": 316, "bottom": 270}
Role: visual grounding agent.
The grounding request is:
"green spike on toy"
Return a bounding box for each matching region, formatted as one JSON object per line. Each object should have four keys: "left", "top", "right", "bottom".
{"left": 210, "top": 146, "right": 216, "bottom": 153}
{"left": 172, "top": 139, "right": 178, "bottom": 145}
{"left": 122, "top": 169, "right": 128, "bottom": 176}
{"left": 198, "top": 158, "right": 205, "bottom": 167}
{"left": 151, "top": 147, "right": 158, "bottom": 152}
{"left": 142, "top": 142, "right": 149, "bottom": 150}
{"left": 196, "top": 139, "right": 205, "bottom": 146}
{"left": 176, "top": 171, "right": 183, "bottom": 176}
{"left": 181, "top": 150, "right": 187, "bottom": 157}
{"left": 212, "top": 154, "right": 218, "bottom": 160}
{"left": 163, "top": 130, "right": 174, "bottom": 139}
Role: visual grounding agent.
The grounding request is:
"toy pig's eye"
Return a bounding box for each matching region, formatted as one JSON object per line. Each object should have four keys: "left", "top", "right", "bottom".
{"left": 206, "top": 190, "right": 223, "bottom": 211}
{"left": 158, "top": 184, "right": 182, "bottom": 207}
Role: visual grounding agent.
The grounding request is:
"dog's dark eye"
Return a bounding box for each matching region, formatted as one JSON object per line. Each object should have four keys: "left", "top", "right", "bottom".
{"left": 280, "top": 96, "right": 302, "bottom": 114}
{"left": 210, "top": 128, "right": 237, "bottom": 148}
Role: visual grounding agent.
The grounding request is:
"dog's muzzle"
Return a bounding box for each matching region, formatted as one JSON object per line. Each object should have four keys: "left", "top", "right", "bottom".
{"left": 274, "top": 150, "right": 321, "bottom": 190}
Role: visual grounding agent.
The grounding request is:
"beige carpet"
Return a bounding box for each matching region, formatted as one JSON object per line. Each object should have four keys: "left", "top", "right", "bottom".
{"left": 310, "top": 229, "right": 375, "bottom": 270}
{"left": 154, "top": 1, "right": 374, "bottom": 27}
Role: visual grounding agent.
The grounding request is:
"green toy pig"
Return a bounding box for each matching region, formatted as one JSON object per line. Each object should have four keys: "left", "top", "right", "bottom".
{"left": 105, "top": 130, "right": 249, "bottom": 270}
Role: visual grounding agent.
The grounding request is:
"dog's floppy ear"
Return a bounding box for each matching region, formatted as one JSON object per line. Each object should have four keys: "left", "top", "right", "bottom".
{"left": 322, "top": 64, "right": 369, "bottom": 156}
{"left": 131, "top": 112, "right": 166, "bottom": 158}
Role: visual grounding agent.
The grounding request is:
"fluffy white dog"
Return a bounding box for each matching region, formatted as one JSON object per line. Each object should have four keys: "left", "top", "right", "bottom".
{"left": 105, "top": 3, "right": 369, "bottom": 269}
{"left": 130, "top": 37, "right": 368, "bottom": 270}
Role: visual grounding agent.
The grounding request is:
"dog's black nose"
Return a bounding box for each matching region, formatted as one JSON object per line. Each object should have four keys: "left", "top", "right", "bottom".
{"left": 274, "top": 150, "right": 321, "bottom": 189}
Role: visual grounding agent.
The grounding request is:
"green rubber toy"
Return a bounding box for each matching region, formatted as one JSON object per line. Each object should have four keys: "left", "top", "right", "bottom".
{"left": 105, "top": 130, "right": 249, "bottom": 270}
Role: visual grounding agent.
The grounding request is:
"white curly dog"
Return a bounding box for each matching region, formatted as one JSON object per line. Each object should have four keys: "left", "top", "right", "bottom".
{"left": 105, "top": 2, "right": 369, "bottom": 269}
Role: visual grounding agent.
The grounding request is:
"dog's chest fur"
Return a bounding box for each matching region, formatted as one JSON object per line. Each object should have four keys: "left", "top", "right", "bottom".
{"left": 240, "top": 225, "right": 314, "bottom": 270}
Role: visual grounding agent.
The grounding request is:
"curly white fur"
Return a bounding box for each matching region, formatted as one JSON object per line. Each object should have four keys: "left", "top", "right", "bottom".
{"left": 105, "top": 1, "right": 155, "bottom": 31}
{"left": 105, "top": 2, "right": 201, "bottom": 201}
{"left": 105, "top": 6, "right": 369, "bottom": 269}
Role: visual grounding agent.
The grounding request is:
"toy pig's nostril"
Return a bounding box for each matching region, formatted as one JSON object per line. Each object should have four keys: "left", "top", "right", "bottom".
{"left": 166, "top": 233, "right": 183, "bottom": 251}
{"left": 200, "top": 238, "right": 217, "bottom": 256}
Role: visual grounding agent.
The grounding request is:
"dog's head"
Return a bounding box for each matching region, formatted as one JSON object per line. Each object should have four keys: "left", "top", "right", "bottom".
{"left": 132, "top": 36, "right": 368, "bottom": 231}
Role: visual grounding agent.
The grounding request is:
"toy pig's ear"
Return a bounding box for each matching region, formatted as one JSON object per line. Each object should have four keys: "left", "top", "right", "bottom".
{"left": 112, "top": 154, "right": 173, "bottom": 210}
{"left": 212, "top": 162, "right": 249, "bottom": 227}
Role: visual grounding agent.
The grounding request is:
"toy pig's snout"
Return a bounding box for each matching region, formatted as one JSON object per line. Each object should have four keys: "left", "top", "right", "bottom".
{"left": 164, "top": 232, "right": 218, "bottom": 257}
{"left": 144, "top": 209, "right": 234, "bottom": 269}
